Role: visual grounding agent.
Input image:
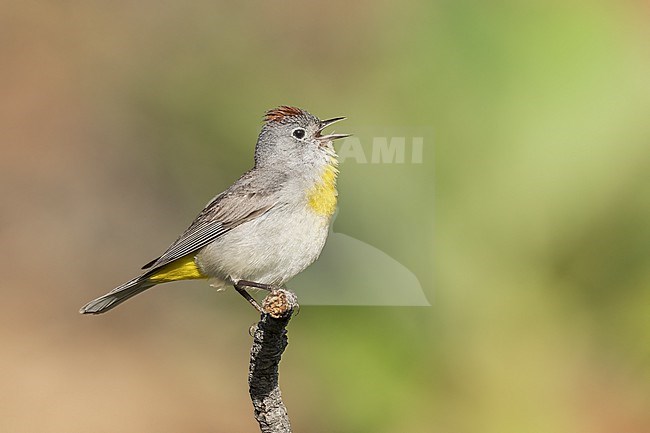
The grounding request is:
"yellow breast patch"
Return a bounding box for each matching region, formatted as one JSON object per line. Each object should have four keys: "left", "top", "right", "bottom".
{"left": 147, "top": 254, "right": 206, "bottom": 283}
{"left": 307, "top": 163, "right": 338, "bottom": 217}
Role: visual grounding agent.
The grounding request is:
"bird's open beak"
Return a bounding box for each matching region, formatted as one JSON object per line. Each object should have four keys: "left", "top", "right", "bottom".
{"left": 317, "top": 117, "right": 351, "bottom": 141}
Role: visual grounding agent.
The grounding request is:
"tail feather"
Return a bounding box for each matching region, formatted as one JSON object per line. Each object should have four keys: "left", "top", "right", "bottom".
{"left": 79, "top": 277, "right": 157, "bottom": 315}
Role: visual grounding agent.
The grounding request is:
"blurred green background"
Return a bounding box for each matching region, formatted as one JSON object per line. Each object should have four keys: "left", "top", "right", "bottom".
{"left": 2, "top": 1, "right": 649, "bottom": 432}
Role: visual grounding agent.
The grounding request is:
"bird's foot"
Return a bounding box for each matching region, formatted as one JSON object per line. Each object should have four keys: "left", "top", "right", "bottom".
{"left": 234, "top": 280, "right": 296, "bottom": 317}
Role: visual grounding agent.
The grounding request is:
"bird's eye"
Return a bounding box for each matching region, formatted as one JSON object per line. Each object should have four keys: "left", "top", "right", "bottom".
{"left": 292, "top": 128, "right": 306, "bottom": 140}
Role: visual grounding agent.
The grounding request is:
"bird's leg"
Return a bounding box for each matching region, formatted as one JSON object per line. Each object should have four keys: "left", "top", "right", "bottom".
{"left": 234, "top": 283, "right": 264, "bottom": 313}
{"left": 236, "top": 280, "right": 274, "bottom": 291}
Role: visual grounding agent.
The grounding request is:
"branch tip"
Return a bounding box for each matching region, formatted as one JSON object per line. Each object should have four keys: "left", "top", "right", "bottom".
{"left": 262, "top": 289, "right": 298, "bottom": 318}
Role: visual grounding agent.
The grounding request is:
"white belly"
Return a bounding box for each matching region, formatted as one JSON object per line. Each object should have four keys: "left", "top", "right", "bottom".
{"left": 195, "top": 203, "right": 331, "bottom": 287}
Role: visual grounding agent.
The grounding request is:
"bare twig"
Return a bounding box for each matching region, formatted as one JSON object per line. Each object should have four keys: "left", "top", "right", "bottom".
{"left": 248, "top": 289, "right": 298, "bottom": 433}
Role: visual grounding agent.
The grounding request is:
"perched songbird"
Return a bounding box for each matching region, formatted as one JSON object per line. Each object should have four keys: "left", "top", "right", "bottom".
{"left": 80, "top": 106, "right": 348, "bottom": 314}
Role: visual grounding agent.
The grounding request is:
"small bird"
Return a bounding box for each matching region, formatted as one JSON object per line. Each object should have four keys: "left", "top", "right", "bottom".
{"left": 80, "top": 106, "right": 348, "bottom": 314}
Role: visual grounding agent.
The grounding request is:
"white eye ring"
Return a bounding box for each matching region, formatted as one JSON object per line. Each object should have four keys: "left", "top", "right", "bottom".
{"left": 291, "top": 127, "right": 306, "bottom": 140}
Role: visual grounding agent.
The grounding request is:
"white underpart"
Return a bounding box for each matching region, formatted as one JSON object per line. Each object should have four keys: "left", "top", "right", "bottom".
{"left": 195, "top": 200, "right": 331, "bottom": 290}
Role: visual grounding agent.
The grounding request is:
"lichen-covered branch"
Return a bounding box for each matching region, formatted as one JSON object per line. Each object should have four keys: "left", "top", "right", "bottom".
{"left": 248, "top": 289, "right": 298, "bottom": 433}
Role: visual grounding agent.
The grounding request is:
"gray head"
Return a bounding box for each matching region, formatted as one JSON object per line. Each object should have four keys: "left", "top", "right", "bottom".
{"left": 254, "top": 106, "right": 349, "bottom": 171}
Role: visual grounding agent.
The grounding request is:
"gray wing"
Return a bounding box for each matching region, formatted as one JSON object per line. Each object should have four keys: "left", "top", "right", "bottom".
{"left": 141, "top": 186, "right": 277, "bottom": 272}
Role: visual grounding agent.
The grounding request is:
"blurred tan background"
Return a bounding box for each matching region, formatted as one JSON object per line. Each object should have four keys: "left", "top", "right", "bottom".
{"left": 2, "top": 1, "right": 650, "bottom": 432}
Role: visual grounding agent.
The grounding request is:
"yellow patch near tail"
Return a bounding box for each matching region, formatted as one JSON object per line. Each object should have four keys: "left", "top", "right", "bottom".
{"left": 307, "top": 162, "right": 338, "bottom": 217}
{"left": 147, "top": 255, "right": 206, "bottom": 283}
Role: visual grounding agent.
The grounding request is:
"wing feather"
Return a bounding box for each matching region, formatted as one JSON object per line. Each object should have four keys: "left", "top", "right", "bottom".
{"left": 141, "top": 185, "right": 277, "bottom": 272}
